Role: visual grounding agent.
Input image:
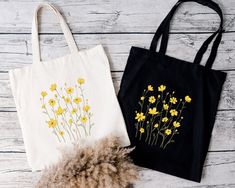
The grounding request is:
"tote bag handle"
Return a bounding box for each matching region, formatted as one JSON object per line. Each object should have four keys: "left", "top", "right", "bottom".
{"left": 150, "top": 0, "right": 224, "bottom": 69}
{"left": 32, "top": 3, "right": 78, "bottom": 63}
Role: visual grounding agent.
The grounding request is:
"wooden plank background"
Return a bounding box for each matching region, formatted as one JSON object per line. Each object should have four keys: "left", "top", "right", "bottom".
{"left": 0, "top": 0, "right": 234, "bottom": 187}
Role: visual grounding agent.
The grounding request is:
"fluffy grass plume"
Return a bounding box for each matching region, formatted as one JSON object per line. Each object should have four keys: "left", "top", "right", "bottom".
{"left": 36, "top": 136, "right": 138, "bottom": 188}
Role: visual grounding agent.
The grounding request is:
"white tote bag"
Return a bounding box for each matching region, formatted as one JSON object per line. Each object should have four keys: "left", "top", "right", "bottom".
{"left": 9, "top": 3, "right": 130, "bottom": 171}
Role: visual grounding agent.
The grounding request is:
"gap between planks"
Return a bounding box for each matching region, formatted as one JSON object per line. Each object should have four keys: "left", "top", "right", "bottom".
{"left": 0, "top": 31, "right": 234, "bottom": 35}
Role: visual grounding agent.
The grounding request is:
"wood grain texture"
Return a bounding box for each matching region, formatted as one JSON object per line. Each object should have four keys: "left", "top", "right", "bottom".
{"left": 137, "top": 151, "right": 235, "bottom": 188}
{"left": 0, "top": 153, "right": 39, "bottom": 188}
{"left": 0, "top": 151, "right": 234, "bottom": 188}
{"left": 0, "top": 0, "right": 234, "bottom": 187}
{"left": 0, "top": 33, "right": 235, "bottom": 71}
{"left": 0, "top": 0, "right": 234, "bottom": 33}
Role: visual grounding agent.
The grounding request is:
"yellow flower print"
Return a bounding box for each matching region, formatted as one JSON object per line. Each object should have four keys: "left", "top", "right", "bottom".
{"left": 165, "top": 129, "right": 172, "bottom": 135}
{"left": 55, "top": 106, "right": 64, "bottom": 115}
{"left": 66, "top": 87, "right": 74, "bottom": 94}
{"left": 158, "top": 85, "right": 166, "bottom": 92}
{"left": 163, "top": 104, "right": 169, "bottom": 110}
{"left": 170, "top": 109, "right": 178, "bottom": 116}
{"left": 77, "top": 78, "right": 85, "bottom": 85}
{"left": 148, "top": 107, "right": 159, "bottom": 115}
{"left": 154, "top": 123, "right": 159, "bottom": 128}
{"left": 140, "top": 96, "right": 145, "bottom": 101}
{"left": 135, "top": 112, "right": 146, "bottom": 122}
{"left": 40, "top": 78, "right": 94, "bottom": 143}
{"left": 80, "top": 116, "right": 87, "bottom": 123}
{"left": 149, "top": 96, "right": 156, "bottom": 104}
{"left": 73, "top": 97, "right": 82, "bottom": 104}
{"left": 48, "top": 119, "right": 57, "bottom": 128}
{"left": 50, "top": 84, "right": 57, "bottom": 91}
{"left": 139, "top": 128, "right": 145, "bottom": 134}
{"left": 170, "top": 97, "right": 177, "bottom": 104}
{"left": 162, "top": 117, "right": 169, "bottom": 123}
{"left": 173, "top": 121, "right": 181, "bottom": 128}
{"left": 134, "top": 83, "right": 193, "bottom": 148}
{"left": 41, "top": 91, "right": 47, "bottom": 97}
{"left": 59, "top": 131, "right": 64, "bottom": 137}
{"left": 48, "top": 99, "right": 56, "bottom": 106}
{"left": 69, "top": 119, "right": 73, "bottom": 125}
{"left": 83, "top": 105, "right": 90, "bottom": 112}
{"left": 64, "top": 97, "right": 71, "bottom": 103}
{"left": 71, "top": 108, "right": 78, "bottom": 114}
{"left": 185, "top": 95, "right": 192, "bottom": 103}
{"left": 147, "top": 85, "right": 153, "bottom": 91}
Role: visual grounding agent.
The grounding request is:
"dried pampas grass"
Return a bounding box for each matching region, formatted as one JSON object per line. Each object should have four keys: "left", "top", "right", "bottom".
{"left": 36, "top": 136, "right": 138, "bottom": 188}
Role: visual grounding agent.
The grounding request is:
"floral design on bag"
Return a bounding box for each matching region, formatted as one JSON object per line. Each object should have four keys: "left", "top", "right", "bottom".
{"left": 40, "top": 78, "right": 94, "bottom": 143}
{"left": 134, "top": 84, "right": 192, "bottom": 149}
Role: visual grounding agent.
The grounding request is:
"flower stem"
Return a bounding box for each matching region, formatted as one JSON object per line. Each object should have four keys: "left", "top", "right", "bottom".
{"left": 53, "top": 130, "right": 61, "bottom": 142}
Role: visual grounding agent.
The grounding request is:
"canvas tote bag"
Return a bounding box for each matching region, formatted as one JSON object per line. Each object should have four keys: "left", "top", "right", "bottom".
{"left": 9, "top": 3, "right": 130, "bottom": 171}
{"left": 118, "top": 0, "right": 226, "bottom": 182}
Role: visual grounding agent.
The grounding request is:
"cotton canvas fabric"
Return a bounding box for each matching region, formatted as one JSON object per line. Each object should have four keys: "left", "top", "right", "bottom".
{"left": 9, "top": 3, "right": 130, "bottom": 171}
{"left": 118, "top": 0, "right": 226, "bottom": 182}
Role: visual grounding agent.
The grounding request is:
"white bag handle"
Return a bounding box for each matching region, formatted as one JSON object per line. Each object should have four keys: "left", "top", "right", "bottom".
{"left": 32, "top": 3, "right": 78, "bottom": 63}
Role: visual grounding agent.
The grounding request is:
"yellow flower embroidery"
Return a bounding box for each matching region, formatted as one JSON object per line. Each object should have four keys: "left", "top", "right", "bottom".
{"left": 149, "top": 96, "right": 156, "bottom": 103}
{"left": 154, "top": 123, "right": 159, "bottom": 128}
{"left": 170, "top": 97, "right": 177, "bottom": 104}
{"left": 77, "top": 78, "right": 85, "bottom": 85}
{"left": 59, "top": 131, "right": 64, "bottom": 137}
{"left": 50, "top": 84, "right": 57, "bottom": 91}
{"left": 41, "top": 91, "right": 47, "bottom": 97}
{"left": 71, "top": 108, "right": 78, "bottom": 114}
{"left": 48, "top": 99, "right": 56, "bottom": 106}
{"left": 158, "top": 85, "right": 166, "bottom": 92}
{"left": 55, "top": 107, "right": 64, "bottom": 115}
{"left": 73, "top": 97, "right": 82, "bottom": 104}
{"left": 173, "top": 121, "right": 181, "bottom": 128}
{"left": 69, "top": 119, "right": 73, "bottom": 125}
{"left": 165, "top": 129, "right": 172, "bottom": 135}
{"left": 134, "top": 83, "right": 192, "bottom": 148}
{"left": 185, "top": 95, "right": 192, "bottom": 103}
{"left": 162, "top": 117, "right": 169, "bottom": 122}
{"left": 66, "top": 87, "right": 74, "bottom": 94}
{"left": 170, "top": 109, "right": 178, "bottom": 116}
{"left": 83, "top": 105, "right": 90, "bottom": 112}
{"left": 163, "top": 104, "right": 169, "bottom": 110}
{"left": 80, "top": 116, "right": 87, "bottom": 123}
{"left": 135, "top": 112, "right": 146, "bottom": 122}
{"left": 139, "top": 128, "right": 145, "bottom": 134}
{"left": 48, "top": 119, "right": 57, "bottom": 128}
{"left": 148, "top": 107, "right": 158, "bottom": 115}
{"left": 64, "top": 97, "right": 71, "bottom": 103}
{"left": 147, "top": 85, "right": 153, "bottom": 91}
{"left": 40, "top": 78, "right": 94, "bottom": 143}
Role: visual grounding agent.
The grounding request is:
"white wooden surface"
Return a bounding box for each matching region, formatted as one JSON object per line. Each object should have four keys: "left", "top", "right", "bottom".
{"left": 0, "top": 0, "right": 234, "bottom": 187}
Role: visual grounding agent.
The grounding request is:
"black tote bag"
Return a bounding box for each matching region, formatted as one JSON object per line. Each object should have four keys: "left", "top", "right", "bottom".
{"left": 118, "top": 0, "right": 227, "bottom": 182}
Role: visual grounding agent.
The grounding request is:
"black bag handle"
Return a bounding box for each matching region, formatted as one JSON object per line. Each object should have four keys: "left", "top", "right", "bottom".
{"left": 150, "top": 0, "right": 224, "bottom": 69}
